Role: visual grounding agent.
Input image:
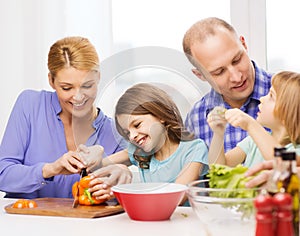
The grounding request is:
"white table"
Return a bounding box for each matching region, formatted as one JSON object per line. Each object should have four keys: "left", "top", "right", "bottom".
{"left": 1, "top": 198, "right": 205, "bottom": 236}
{"left": 1, "top": 198, "right": 257, "bottom": 236}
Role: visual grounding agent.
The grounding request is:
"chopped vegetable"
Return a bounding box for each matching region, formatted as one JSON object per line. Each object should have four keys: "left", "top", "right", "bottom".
{"left": 207, "top": 164, "right": 260, "bottom": 219}
{"left": 211, "top": 106, "right": 227, "bottom": 118}
{"left": 207, "top": 164, "right": 257, "bottom": 196}
{"left": 216, "top": 107, "right": 227, "bottom": 115}
{"left": 12, "top": 199, "right": 38, "bottom": 208}
{"left": 181, "top": 213, "right": 188, "bottom": 218}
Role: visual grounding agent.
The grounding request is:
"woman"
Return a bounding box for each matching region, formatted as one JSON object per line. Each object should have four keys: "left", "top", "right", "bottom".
{"left": 0, "top": 36, "right": 127, "bottom": 199}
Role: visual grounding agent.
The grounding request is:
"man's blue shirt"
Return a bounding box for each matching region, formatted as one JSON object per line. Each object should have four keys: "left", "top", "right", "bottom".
{"left": 185, "top": 61, "right": 272, "bottom": 152}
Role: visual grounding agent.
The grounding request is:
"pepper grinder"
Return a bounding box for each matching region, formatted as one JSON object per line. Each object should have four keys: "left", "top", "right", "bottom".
{"left": 273, "top": 191, "right": 294, "bottom": 236}
{"left": 254, "top": 190, "right": 275, "bottom": 236}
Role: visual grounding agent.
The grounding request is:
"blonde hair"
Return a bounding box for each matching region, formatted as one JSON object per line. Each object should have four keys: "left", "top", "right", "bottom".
{"left": 47, "top": 36, "right": 99, "bottom": 80}
{"left": 182, "top": 17, "right": 237, "bottom": 67}
{"left": 272, "top": 71, "right": 300, "bottom": 145}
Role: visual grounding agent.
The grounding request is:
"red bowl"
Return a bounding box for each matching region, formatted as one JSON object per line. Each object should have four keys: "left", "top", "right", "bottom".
{"left": 112, "top": 182, "right": 187, "bottom": 221}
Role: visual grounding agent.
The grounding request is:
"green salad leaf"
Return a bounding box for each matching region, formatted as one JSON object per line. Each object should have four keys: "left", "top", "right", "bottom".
{"left": 206, "top": 164, "right": 259, "bottom": 219}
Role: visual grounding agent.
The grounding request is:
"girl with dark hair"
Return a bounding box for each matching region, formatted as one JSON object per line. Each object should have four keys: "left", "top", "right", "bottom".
{"left": 89, "top": 83, "right": 208, "bottom": 204}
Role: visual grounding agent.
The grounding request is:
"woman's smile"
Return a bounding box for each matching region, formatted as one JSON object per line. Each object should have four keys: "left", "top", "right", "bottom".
{"left": 71, "top": 99, "right": 88, "bottom": 110}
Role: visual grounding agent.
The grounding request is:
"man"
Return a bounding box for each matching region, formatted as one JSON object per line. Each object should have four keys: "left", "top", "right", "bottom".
{"left": 183, "top": 17, "right": 272, "bottom": 152}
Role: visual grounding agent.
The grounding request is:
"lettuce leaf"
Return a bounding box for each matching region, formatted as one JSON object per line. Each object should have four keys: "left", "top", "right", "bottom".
{"left": 207, "top": 164, "right": 256, "bottom": 194}
{"left": 206, "top": 164, "right": 259, "bottom": 219}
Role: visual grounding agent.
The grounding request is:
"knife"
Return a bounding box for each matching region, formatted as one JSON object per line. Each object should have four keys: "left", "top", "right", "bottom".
{"left": 72, "top": 168, "right": 87, "bottom": 208}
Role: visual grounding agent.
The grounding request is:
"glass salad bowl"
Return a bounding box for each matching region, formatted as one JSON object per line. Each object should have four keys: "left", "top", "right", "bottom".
{"left": 187, "top": 179, "right": 261, "bottom": 236}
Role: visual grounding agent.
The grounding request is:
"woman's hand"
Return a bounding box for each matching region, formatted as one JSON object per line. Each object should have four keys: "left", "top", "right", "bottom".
{"left": 77, "top": 144, "right": 104, "bottom": 173}
{"left": 42, "top": 151, "right": 86, "bottom": 178}
{"left": 88, "top": 164, "right": 132, "bottom": 199}
{"left": 207, "top": 106, "right": 227, "bottom": 135}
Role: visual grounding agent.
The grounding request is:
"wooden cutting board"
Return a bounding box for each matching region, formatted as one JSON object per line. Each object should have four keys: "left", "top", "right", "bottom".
{"left": 4, "top": 198, "right": 124, "bottom": 218}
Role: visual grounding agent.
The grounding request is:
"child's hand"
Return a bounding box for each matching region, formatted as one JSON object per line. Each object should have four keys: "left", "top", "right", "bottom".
{"left": 225, "top": 108, "right": 256, "bottom": 131}
{"left": 244, "top": 160, "right": 273, "bottom": 188}
{"left": 88, "top": 176, "right": 114, "bottom": 200}
{"left": 91, "top": 164, "right": 132, "bottom": 186}
{"left": 207, "top": 106, "right": 227, "bottom": 134}
{"left": 87, "top": 164, "right": 132, "bottom": 200}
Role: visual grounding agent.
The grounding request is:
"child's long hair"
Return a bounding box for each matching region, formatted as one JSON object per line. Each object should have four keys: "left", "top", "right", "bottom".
{"left": 272, "top": 71, "right": 300, "bottom": 146}
{"left": 115, "top": 83, "right": 194, "bottom": 169}
{"left": 115, "top": 83, "right": 194, "bottom": 143}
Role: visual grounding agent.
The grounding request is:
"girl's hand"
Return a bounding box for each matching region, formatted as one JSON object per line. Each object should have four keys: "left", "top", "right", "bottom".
{"left": 244, "top": 160, "right": 273, "bottom": 188}
{"left": 88, "top": 176, "right": 114, "bottom": 200}
{"left": 77, "top": 144, "right": 104, "bottom": 173}
{"left": 225, "top": 108, "right": 256, "bottom": 131}
{"left": 88, "top": 164, "right": 132, "bottom": 199}
{"left": 42, "top": 151, "right": 86, "bottom": 178}
{"left": 207, "top": 106, "right": 227, "bottom": 135}
{"left": 91, "top": 164, "right": 132, "bottom": 186}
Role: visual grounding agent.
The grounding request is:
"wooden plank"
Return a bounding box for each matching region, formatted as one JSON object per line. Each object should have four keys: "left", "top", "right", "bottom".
{"left": 4, "top": 198, "right": 124, "bottom": 218}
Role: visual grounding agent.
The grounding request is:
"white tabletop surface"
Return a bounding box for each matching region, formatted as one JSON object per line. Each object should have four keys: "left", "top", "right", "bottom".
{"left": 1, "top": 198, "right": 256, "bottom": 236}
{"left": 1, "top": 198, "right": 204, "bottom": 236}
